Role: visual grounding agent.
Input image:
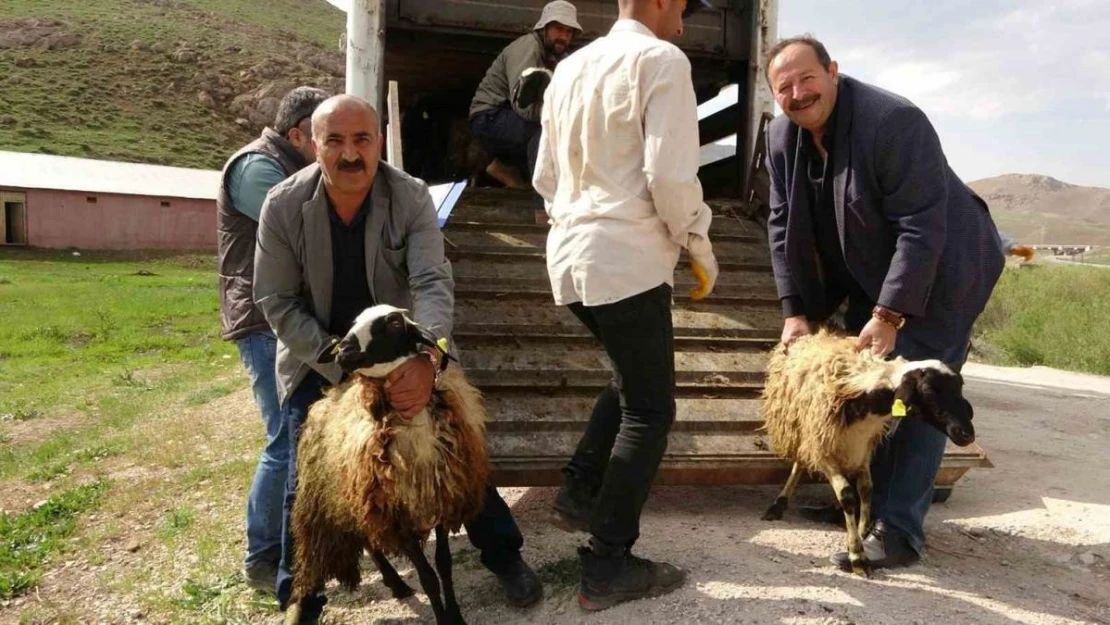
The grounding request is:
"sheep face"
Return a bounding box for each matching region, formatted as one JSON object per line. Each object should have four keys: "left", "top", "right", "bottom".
{"left": 894, "top": 362, "right": 975, "bottom": 446}
{"left": 321, "top": 304, "right": 434, "bottom": 377}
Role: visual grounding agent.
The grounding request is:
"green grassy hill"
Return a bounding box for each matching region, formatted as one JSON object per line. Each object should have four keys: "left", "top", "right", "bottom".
{"left": 0, "top": 0, "right": 345, "bottom": 170}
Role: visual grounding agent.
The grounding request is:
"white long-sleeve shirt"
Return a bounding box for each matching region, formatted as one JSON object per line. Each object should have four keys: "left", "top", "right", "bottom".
{"left": 533, "top": 18, "right": 713, "bottom": 307}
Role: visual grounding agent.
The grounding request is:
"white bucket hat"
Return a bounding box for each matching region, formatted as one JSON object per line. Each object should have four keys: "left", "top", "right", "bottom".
{"left": 533, "top": 0, "right": 582, "bottom": 33}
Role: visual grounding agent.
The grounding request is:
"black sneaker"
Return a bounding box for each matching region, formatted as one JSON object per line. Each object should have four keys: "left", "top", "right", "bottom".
{"left": 495, "top": 556, "right": 544, "bottom": 608}
{"left": 550, "top": 477, "right": 596, "bottom": 534}
{"left": 577, "top": 545, "right": 686, "bottom": 611}
{"left": 830, "top": 521, "right": 921, "bottom": 573}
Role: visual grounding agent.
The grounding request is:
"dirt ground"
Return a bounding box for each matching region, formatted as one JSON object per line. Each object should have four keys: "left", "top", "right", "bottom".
{"left": 4, "top": 369, "right": 1108, "bottom": 625}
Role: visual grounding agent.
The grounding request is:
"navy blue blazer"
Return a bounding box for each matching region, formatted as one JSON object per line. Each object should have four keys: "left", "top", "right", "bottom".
{"left": 765, "top": 75, "right": 1005, "bottom": 350}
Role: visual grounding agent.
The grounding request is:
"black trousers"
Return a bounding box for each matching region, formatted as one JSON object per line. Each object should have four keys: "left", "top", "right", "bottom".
{"left": 469, "top": 105, "right": 542, "bottom": 180}
{"left": 564, "top": 283, "right": 677, "bottom": 549}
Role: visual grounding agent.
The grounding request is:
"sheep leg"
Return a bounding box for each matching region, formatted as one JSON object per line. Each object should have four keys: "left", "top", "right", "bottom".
{"left": 856, "top": 467, "right": 873, "bottom": 539}
{"left": 434, "top": 525, "right": 466, "bottom": 625}
{"left": 402, "top": 538, "right": 450, "bottom": 624}
{"left": 370, "top": 549, "right": 415, "bottom": 600}
{"left": 827, "top": 471, "right": 870, "bottom": 578}
{"left": 762, "top": 461, "right": 804, "bottom": 521}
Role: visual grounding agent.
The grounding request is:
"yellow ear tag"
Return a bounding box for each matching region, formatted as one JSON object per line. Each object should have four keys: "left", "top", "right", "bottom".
{"left": 437, "top": 337, "right": 449, "bottom": 352}
{"left": 892, "top": 398, "right": 908, "bottom": 418}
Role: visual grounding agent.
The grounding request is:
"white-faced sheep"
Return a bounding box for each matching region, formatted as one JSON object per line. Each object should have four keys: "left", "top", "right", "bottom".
{"left": 759, "top": 328, "right": 976, "bottom": 576}
{"left": 284, "top": 304, "right": 489, "bottom": 625}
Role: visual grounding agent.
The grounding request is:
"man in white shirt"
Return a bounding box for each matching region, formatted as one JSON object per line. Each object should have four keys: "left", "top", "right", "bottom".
{"left": 532, "top": 0, "right": 717, "bottom": 612}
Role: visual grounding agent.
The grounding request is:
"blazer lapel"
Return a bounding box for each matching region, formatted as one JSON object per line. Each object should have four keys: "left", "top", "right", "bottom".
{"left": 832, "top": 78, "right": 854, "bottom": 253}
{"left": 302, "top": 174, "right": 333, "bottom": 327}
{"left": 363, "top": 166, "right": 392, "bottom": 303}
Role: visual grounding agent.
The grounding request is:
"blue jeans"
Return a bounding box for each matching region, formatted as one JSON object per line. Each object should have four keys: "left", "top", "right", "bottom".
{"left": 470, "top": 106, "right": 542, "bottom": 180}
{"left": 870, "top": 331, "right": 971, "bottom": 554}
{"left": 846, "top": 300, "right": 973, "bottom": 553}
{"left": 235, "top": 331, "right": 289, "bottom": 571}
{"left": 276, "top": 371, "right": 525, "bottom": 609}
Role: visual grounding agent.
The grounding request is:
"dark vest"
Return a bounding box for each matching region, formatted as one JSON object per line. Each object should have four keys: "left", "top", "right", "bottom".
{"left": 217, "top": 128, "right": 307, "bottom": 340}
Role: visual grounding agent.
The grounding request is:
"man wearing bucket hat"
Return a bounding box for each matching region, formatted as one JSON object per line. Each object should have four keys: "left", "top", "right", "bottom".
{"left": 468, "top": 0, "right": 582, "bottom": 189}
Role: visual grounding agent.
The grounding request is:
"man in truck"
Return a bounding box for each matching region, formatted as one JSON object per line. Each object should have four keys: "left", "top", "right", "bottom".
{"left": 468, "top": 0, "right": 581, "bottom": 189}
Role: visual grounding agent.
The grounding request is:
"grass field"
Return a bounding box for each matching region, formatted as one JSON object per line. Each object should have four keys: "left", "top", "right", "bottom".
{"left": 973, "top": 262, "right": 1110, "bottom": 375}
{"left": 0, "top": 248, "right": 246, "bottom": 616}
{"left": 0, "top": 0, "right": 343, "bottom": 169}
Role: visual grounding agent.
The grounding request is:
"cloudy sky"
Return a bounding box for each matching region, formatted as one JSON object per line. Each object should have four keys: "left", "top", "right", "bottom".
{"left": 771, "top": 0, "right": 1109, "bottom": 187}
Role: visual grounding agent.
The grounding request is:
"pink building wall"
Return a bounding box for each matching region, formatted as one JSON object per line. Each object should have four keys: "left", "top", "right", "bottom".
{"left": 16, "top": 188, "right": 216, "bottom": 250}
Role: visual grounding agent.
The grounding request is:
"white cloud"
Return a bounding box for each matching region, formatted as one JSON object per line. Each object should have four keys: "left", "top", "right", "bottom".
{"left": 785, "top": 0, "right": 1110, "bottom": 122}
{"left": 777, "top": 0, "right": 1110, "bottom": 187}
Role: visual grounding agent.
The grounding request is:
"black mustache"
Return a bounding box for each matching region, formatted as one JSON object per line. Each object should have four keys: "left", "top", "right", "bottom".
{"left": 788, "top": 95, "right": 819, "bottom": 111}
{"left": 337, "top": 159, "right": 365, "bottom": 171}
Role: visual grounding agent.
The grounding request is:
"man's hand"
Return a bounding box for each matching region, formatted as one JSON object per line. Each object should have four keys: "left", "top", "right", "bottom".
{"left": 384, "top": 356, "right": 436, "bottom": 419}
{"left": 781, "top": 315, "right": 811, "bottom": 352}
{"left": 855, "top": 317, "right": 898, "bottom": 358}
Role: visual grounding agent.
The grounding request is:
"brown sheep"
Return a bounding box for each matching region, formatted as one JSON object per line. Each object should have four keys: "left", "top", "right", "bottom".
{"left": 284, "top": 305, "right": 489, "bottom": 625}
{"left": 759, "top": 327, "right": 976, "bottom": 576}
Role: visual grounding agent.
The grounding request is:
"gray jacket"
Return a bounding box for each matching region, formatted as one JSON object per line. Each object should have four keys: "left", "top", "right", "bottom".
{"left": 469, "top": 31, "right": 548, "bottom": 122}
{"left": 253, "top": 162, "right": 455, "bottom": 405}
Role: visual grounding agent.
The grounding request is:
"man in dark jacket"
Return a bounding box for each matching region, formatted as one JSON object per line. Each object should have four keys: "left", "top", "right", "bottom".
{"left": 469, "top": 0, "right": 581, "bottom": 188}
{"left": 763, "top": 36, "right": 1004, "bottom": 570}
{"left": 217, "top": 85, "right": 331, "bottom": 594}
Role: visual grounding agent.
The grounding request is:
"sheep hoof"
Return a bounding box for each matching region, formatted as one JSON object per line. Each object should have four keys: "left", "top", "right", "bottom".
{"left": 388, "top": 582, "right": 415, "bottom": 600}
{"left": 761, "top": 497, "right": 788, "bottom": 521}
{"left": 850, "top": 558, "right": 872, "bottom": 578}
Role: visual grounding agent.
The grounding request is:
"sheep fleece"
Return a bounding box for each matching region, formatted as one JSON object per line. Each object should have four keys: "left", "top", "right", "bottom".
{"left": 290, "top": 366, "right": 490, "bottom": 591}
{"left": 761, "top": 329, "right": 895, "bottom": 473}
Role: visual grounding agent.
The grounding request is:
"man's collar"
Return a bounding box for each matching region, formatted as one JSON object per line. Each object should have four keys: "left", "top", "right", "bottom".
{"left": 261, "top": 127, "right": 308, "bottom": 170}
{"left": 609, "top": 19, "right": 656, "bottom": 39}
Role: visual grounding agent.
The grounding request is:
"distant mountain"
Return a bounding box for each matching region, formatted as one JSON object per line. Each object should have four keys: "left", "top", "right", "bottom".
{"left": 967, "top": 174, "right": 1110, "bottom": 247}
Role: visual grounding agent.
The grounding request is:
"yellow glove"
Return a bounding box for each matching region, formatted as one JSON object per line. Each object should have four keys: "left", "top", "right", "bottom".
{"left": 686, "top": 234, "right": 719, "bottom": 302}
{"left": 690, "top": 259, "right": 712, "bottom": 301}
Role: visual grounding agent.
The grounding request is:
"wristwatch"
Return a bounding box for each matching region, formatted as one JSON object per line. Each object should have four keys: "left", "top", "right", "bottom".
{"left": 871, "top": 305, "right": 906, "bottom": 330}
{"left": 421, "top": 345, "right": 448, "bottom": 386}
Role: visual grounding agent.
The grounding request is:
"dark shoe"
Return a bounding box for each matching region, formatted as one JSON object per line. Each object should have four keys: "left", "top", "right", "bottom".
{"left": 495, "top": 556, "right": 543, "bottom": 607}
{"left": 550, "top": 478, "right": 595, "bottom": 534}
{"left": 243, "top": 562, "right": 278, "bottom": 596}
{"left": 830, "top": 522, "right": 920, "bottom": 572}
{"left": 578, "top": 545, "right": 686, "bottom": 611}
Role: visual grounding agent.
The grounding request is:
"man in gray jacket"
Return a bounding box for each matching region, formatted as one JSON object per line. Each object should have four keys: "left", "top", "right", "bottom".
{"left": 217, "top": 85, "right": 330, "bottom": 595}
{"left": 469, "top": 0, "right": 581, "bottom": 188}
{"left": 254, "top": 94, "right": 542, "bottom": 623}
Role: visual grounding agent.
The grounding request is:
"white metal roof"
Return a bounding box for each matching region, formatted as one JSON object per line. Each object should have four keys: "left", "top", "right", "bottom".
{"left": 0, "top": 151, "right": 222, "bottom": 200}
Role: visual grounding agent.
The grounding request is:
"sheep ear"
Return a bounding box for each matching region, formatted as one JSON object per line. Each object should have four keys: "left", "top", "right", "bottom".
{"left": 894, "top": 369, "right": 923, "bottom": 404}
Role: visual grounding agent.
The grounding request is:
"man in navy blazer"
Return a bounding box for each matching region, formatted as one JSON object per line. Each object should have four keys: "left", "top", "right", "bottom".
{"left": 763, "top": 35, "right": 1005, "bottom": 570}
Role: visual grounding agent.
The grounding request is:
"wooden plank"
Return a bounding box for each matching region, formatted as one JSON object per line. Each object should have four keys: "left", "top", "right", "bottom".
{"left": 385, "top": 80, "right": 404, "bottom": 170}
